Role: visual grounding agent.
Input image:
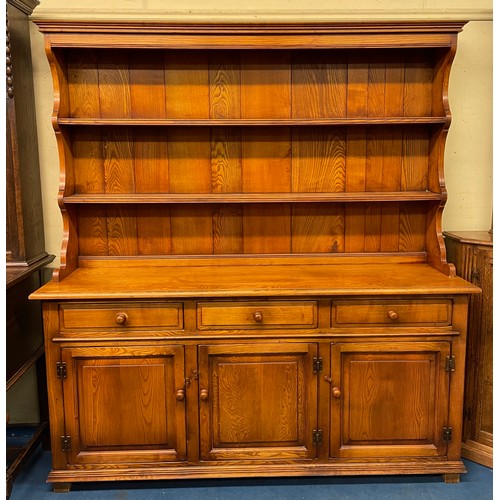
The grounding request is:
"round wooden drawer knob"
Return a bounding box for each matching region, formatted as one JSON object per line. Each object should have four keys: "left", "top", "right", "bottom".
{"left": 387, "top": 310, "right": 398, "bottom": 321}
{"left": 332, "top": 387, "right": 342, "bottom": 399}
{"left": 115, "top": 312, "right": 128, "bottom": 325}
{"left": 176, "top": 389, "right": 185, "bottom": 401}
{"left": 200, "top": 389, "right": 209, "bottom": 401}
{"left": 253, "top": 311, "right": 263, "bottom": 322}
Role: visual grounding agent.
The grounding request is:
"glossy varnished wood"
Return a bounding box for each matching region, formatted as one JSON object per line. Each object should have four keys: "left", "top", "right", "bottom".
{"left": 30, "top": 263, "right": 477, "bottom": 300}
{"left": 32, "top": 20, "right": 476, "bottom": 488}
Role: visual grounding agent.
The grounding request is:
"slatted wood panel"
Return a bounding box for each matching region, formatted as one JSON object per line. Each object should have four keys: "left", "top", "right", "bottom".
{"left": 70, "top": 126, "right": 429, "bottom": 195}
{"left": 65, "top": 49, "right": 438, "bottom": 120}
{"left": 65, "top": 48, "right": 436, "bottom": 258}
{"left": 76, "top": 201, "right": 427, "bottom": 256}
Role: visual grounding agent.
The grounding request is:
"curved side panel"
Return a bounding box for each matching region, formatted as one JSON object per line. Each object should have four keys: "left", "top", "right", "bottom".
{"left": 44, "top": 38, "right": 78, "bottom": 282}
{"left": 426, "top": 38, "right": 458, "bottom": 277}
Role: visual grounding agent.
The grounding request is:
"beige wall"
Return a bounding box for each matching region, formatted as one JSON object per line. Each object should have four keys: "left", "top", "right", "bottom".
{"left": 29, "top": 1, "right": 493, "bottom": 267}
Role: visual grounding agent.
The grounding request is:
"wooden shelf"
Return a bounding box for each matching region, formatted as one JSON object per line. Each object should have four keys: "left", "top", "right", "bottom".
{"left": 57, "top": 117, "right": 448, "bottom": 127}
{"left": 63, "top": 192, "right": 444, "bottom": 204}
{"left": 29, "top": 262, "right": 478, "bottom": 300}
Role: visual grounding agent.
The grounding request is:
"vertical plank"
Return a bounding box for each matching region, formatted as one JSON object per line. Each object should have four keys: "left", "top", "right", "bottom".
{"left": 404, "top": 51, "right": 433, "bottom": 116}
{"left": 367, "top": 55, "right": 386, "bottom": 117}
{"left": 380, "top": 203, "right": 401, "bottom": 252}
{"left": 211, "top": 128, "right": 242, "bottom": 193}
{"left": 209, "top": 51, "right": 241, "bottom": 119}
{"left": 129, "top": 50, "right": 166, "bottom": 119}
{"left": 364, "top": 202, "right": 381, "bottom": 252}
{"left": 291, "top": 51, "right": 347, "bottom": 118}
{"left": 137, "top": 205, "right": 172, "bottom": 255}
{"left": 345, "top": 127, "right": 366, "bottom": 252}
{"left": 292, "top": 128, "right": 346, "bottom": 193}
{"left": 212, "top": 204, "right": 243, "bottom": 254}
{"left": 168, "top": 128, "right": 211, "bottom": 193}
{"left": 102, "top": 129, "right": 135, "bottom": 193}
{"left": 106, "top": 206, "right": 139, "bottom": 256}
{"left": 165, "top": 51, "right": 209, "bottom": 119}
{"left": 347, "top": 52, "right": 368, "bottom": 118}
{"left": 380, "top": 127, "right": 403, "bottom": 252}
{"left": 134, "top": 128, "right": 169, "bottom": 193}
{"left": 72, "top": 128, "right": 105, "bottom": 193}
{"left": 402, "top": 128, "right": 429, "bottom": 191}
{"left": 364, "top": 126, "right": 383, "bottom": 252}
{"left": 365, "top": 129, "right": 384, "bottom": 192}
{"left": 67, "top": 49, "right": 100, "bottom": 118}
{"left": 292, "top": 204, "right": 345, "bottom": 253}
{"left": 77, "top": 206, "right": 108, "bottom": 256}
{"left": 170, "top": 205, "right": 213, "bottom": 255}
{"left": 385, "top": 52, "right": 405, "bottom": 117}
{"left": 399, "top": 202, "right": 427, "bottom": 252}
{"left": 211, "top": 128, "right": 243, "bottom": 253}
{"left": 242, "top": 128, "right": 291, "bottom": 193}
{"left": 241, "top": 51, "right": 291, "bottom": 119}
{"left": 98, "top": 50, "right": 131, "bottom": 119}
{"left": 243, "top": 204, "right": 291, "bottom": 254}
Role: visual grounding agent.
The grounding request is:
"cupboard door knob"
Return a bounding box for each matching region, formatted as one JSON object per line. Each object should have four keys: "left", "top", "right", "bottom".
{"left": 115, "top": 312, "right": 128, "bottom": 325}
{"left": 387, "top": 310, "right": 398, "bottom": 321}
{"left": 332, "top": 387, "right": 342, "bottom": 399}
{"left": 176, "top": 389, "right": 185, "bottom": 401}
{"left": 253, "top": 311, "right": 263, "bottom": 322}
{"left": 200, "top": 389, "right": 209, "bottom": 401}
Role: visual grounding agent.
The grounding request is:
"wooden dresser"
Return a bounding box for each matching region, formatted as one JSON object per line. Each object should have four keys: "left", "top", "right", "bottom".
{"left": 30, "top": 20, "right": 480, "bottom": 491}
{"left": 444, "top": 231, "right": 493, "bottom": 468}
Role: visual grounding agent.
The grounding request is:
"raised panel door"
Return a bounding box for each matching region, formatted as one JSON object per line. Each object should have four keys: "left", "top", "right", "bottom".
{"left": 329, "top": 341, "right": 450, "bottom": 459}
{"left": 198, "top": 343, "right": 318, "bottom": 461}
{"left": 61, "top": 345, "right": 187, "bottom": 465}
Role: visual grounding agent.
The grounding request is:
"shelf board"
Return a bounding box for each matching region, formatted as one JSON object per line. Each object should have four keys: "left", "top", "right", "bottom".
{"left": 57, "top": 117, "right": 447, "bottom": 127}
{"left": 63, "top": 192, "right": 443, "bottom": 204}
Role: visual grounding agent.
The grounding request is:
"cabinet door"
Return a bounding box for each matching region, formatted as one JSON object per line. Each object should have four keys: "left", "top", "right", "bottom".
{"left": 198, "top": 343, "right": 318, "bottom": 461}
{"left": 330, "top": 341, "right": 450, "bottom": 459}
{"left": 61, "top": 345, "right": 186, "bottom": 465}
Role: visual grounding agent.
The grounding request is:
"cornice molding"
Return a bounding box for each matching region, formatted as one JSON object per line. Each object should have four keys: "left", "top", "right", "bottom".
{"left": 30, "top": 8, "right": 492, "bottom": 23}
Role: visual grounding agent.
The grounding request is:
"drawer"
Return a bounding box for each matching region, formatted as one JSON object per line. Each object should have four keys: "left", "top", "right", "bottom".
{"left": 332, "top": 299, "right": 452, "bottom": 327}
{"left": 60, "top": 302, "right": 184, "bottom": 332}
{"left": 197, "top": 301, "right": 318, "bottom": 330}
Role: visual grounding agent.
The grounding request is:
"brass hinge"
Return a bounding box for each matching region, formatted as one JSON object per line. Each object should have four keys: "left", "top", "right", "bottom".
{"left": 443, "top": 427, "right": 453, "bottom": 443}
{"left": 445, "top": 356, "right": 456, "bottom": 373}
{"left": 60, "top": 436, "right": 71, "bottom": 452}
{"left": 313, "top": 357, "right": 323, "bottom": 374}
{"left": 312, "top": 429, "right": 323, "bottom": 445}
{"left": 56, "top": 362, "right": 67, "bottom": 379}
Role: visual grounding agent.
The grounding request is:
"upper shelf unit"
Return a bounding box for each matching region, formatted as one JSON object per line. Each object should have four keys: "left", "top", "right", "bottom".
{"left": 36, "top": 21, "right": 466, "bottom": 280}
{"left": 51, "top": 47, "right": 453, "bottom": 123}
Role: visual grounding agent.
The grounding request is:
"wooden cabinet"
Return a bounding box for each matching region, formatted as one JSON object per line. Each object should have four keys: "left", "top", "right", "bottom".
{"left": 444, "top": 231, "right": 493, "bottom": 467}
{"left": 6, "top": 1, "right": 54, "bottom": 497}
{"left": 198, "top": 343, "right": 318, "bottom": 461}
{"left": 329, "top": 341, "right": 451, "bottom": 460}
{"left": 60, "top": 345, "right": 187, "bottom": 466}
{"left": 30, "top": 20, "right": 480, "bottom": 490}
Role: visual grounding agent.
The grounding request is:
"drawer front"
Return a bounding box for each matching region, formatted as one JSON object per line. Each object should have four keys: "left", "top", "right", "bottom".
{"left": 197, "top": 301, "right": 318, "bottom": 330}
{"left": 60, "top": 302, "right": 184, "bottom": 332}
{"left": 332, "top": 299, "right": 452, "bottom": 327}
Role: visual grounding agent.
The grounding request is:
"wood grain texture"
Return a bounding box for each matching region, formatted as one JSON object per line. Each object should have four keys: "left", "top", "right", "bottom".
{"left": 240, "top": 51, "right": 291, "bottom": 119}
{"left": 165, "top": 51, "right": 209, "bottom": 119}
{"left": 330, "top": 341, "right": 449, "bottom": 459}
{"left": 33, "top": 22, "right": 475, "bottom": 488}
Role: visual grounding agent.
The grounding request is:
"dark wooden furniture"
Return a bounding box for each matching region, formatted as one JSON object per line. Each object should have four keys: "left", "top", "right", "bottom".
{"left": 6, "top": 0, "right": 55, "bottom": 497}
{"left": 444, "top": 231, "right": 493, "bottom": 468}
{"left": 30, "top": 20, "right": 479, "bottom": 491}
